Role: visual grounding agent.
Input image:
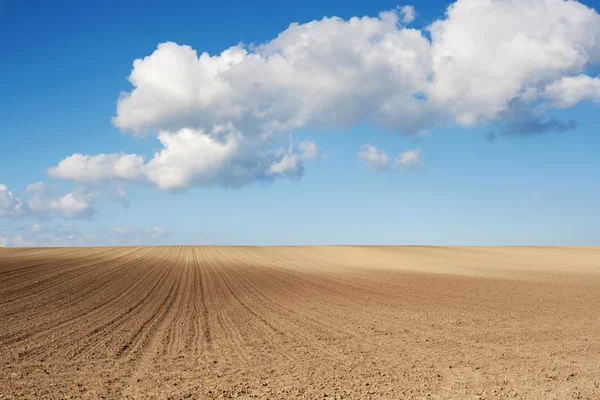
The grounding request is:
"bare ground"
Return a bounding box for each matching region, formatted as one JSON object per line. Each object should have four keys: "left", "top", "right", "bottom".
{"left": 1, "top": 246, "right": 599, "bottom": 399}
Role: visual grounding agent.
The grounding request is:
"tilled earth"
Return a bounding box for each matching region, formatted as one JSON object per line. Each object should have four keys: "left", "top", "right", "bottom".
{"left": 1, "top": 246, "right": 599, "bottom": 399}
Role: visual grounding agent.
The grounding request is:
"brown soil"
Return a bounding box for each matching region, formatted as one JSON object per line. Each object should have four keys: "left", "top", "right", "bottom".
{"left": 1, "top": 246, "right": 599, "bottom": 399}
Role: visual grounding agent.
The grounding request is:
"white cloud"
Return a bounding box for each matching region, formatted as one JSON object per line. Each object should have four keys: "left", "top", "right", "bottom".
{"left": 358, "top": 145, "right": 390, "bottom": 171}
{"left": 426, "top": 0, "right": 600, "bottom": 126}
{"left": 27, "top": 186, "right": 96, "bottom": 220}
{"left": 299, "top": 140, "right": 319, "bottom": 160}
{"left": 113, "top": 1, "right": 600, "bottom": 137}
{"left": 24, "top": 182, "right": 57, "bottom": 196}
{"left": 1, "top": 225, "right": 86, "bottom": 248}
{"left": 145, "top": 128, "right": 247, "bottom": 190}
{"left": 0, "top": 184, "right": 26, "bottom": 217}
{"left": 268, "top": 137, "right": 319, "bottom": 175}
{"left": 47, "top": 153, "right": 145, "bottom": 184}
{"left": 394, "top": 148, "right": 422, "bottom": 168}
{"left": 148, "top": 226, "right": 167, "bottom": 238}
{"left": 0, "top": 224, "right": 170, "bottom": 248}
{"left": 359, "top": 145, "right": 423, "bottom": 171}
{"left": 0, "top": 183, "right": 96, "bottom": 220}
{"left": 48, "top": 191, "right": 95, "bottom": 219}
{"left": 46, "top": 0, "right": 600, "bottom": 190}
{"left": 48, "top": 130, "right": 319, "bottom": 191}
{"left": 544, "top": 74, "right": 600, "bottom": 108}
{"left": 113, "top": 12, "right": 433, "bottom": 137}
{"left": 399, "top": 5, "right": 416, "bottom": 24}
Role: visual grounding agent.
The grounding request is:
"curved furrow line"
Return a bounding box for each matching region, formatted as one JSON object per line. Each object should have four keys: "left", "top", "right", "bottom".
{"left": 0, "top": 248, "right": 79, "bottom": 277}
{"left": 54, "top": 247, "right": 175, "bottom": 359}
{"left": 245, "top": 247, "right": 425, "bottom": 344}
{"left": 195, "top": 247, "right": 214, "bottom": 350}
{"left": 178, "top": 245, "right": 209, "bottom": 358}
{"left": 115, "top": 246, "right": 185, "bottom": 359}
{"left": 184, "top": 246, "right": 203, "bottom": 357}
{"left": 230, "top": 247, "right": 383, "bottom": 338}
{"left": 217, "top": 246, "right": 382, "bottom": 354}
{"left": 159, "top": 246, "right": 195, "bottom": 357}
{"left": 256, "top": 247, "right": 464, "bottom": 343}
{"left": 0, "top": 247, "right": 118, "bottom": 285}
{"left": 1, "top": 246, "right": 600, "bottom": 400}
{"left": 2, "top": 248, "right": 165, "bottom": 359}
{"left": 116, "top": 278, "right": 180, "bottom": 358}
{"left": 0, "top": 246, "right": 145, "bottom": 323}
{"left": 66, "top": 246, "right": 179, "bottom": 361}
{"left": 118, "top": 248, "right": 194, "bottom": 398}
{"left": 237, "top": 246, "right": 370, "bottom": 285}
{"left": 208, "top": 247, "right": 351, "bottom": 361}
{"left": 0, "top": 247, "right": 152, "bottom": 344}
{"left": 194, "top": 246, "right": 262, "bottom": 365}
{"left": 198, "top": 245, "right": 275, "bottom": 365}
{"left": 206, "top": 247, "right": 291, "bottom": 339}
{"left": 0, "top": 248, "right": 140, "bottom": 343}
{"left": 190, "top": 246, "right": 253, "bottom": 365}
{"left": 9, "top": 247, "right": 167, "bottom": 359}
{"left": 210, "top": 303, "right": 253, "bottom": 365}
{"left": 0, "top": 247, "right": 135, "bottom": 305}
{"left": 0, "top": 247, "right": 97, "bottom": 271}
{"left": 202, "top": 247, "right": 316, "bottom": 365}
{"left": 246, "top": 250, "right": 422, "bottom": 357}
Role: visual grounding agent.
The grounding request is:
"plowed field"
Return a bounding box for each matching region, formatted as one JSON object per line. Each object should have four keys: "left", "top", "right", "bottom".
{"left": 1, "top": 246, "right": 599, "bottom": 399}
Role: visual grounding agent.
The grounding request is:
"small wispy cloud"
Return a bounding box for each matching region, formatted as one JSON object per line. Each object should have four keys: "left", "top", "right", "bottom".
{"left": 358, "top": 145, "right": 391, "bottom": 171}
{"left": 394, "top": 149, "right": 422, "bottom": 169}
{"left": 359, "top": 145, "right": 422, "bottom": 171}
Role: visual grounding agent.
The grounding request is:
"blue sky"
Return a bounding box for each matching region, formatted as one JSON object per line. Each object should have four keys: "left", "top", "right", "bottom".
{"left": 1, "top": 0, "right": 599, "bottom": 246}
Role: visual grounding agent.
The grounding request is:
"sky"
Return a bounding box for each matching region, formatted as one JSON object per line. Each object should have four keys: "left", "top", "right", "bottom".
{"left": 1, "top": 0, "right": 600, "bottom": 247}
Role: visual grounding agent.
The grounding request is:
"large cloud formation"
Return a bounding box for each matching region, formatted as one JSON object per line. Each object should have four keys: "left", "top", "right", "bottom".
{"left": 48, "top": 131, "right": 318, "bottom": 191}
{"left": 49, "top": 0, "right": 600, "bottom": 190}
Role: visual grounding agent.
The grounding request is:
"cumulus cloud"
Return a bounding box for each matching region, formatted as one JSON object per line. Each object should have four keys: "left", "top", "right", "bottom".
{"left": 358, "top": 145, "right": 391, "bottom": 171}
{"left": 47, "top": 153, "right": 145, "bottom": 184}
{"left": 544, "top": 74, "right": 600, "bottom": 108}
{"left": 0, "top": 183, "right": 96, "bottom": 220}
{"left": 268, "top": 136, "right": 319, "bottom": 176}
{"left": 426, "top": 0, "right": 600, "bottom": 126}
{"left": 144, "top": 128, "right": 275, "bottom": 190}
{"left": 24, "top": 182, "right": 57, "bottom": 196}
{"left": 47, "top": 0, "right": 600, "bottom": 190}
{"left": 486, "top": 98, "right": 579, "bottom": 140}
{"left": 399, "top": 5, "right": 416, "bottom": 24}
{"left": 48, "top": 130, "right": 319, "bottom": 190}
{"left": 112, "top": 17, "right": 432, "bottom": 136}
{"left": 0, "top": 184, "right": 27, "bottom": 217}
{"left": 114, "top": 0, "right": 600, "bottom": 136}
{"left": 48, "top": 191, "right": 96, "bottom": 219}
{"left": 394, "top": 148, "right": 422, "bottom": 168}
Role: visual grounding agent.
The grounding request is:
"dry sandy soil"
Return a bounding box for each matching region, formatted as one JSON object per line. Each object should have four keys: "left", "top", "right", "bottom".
{"left": 1, "top": 246, "right": 599, "bottom": 399}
